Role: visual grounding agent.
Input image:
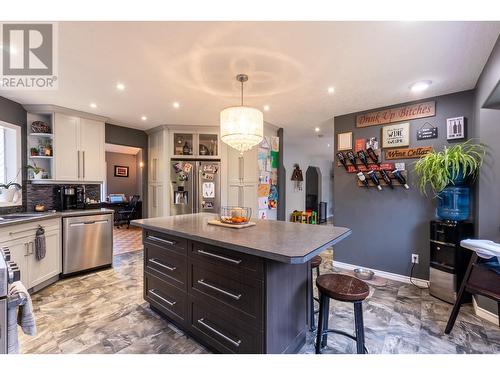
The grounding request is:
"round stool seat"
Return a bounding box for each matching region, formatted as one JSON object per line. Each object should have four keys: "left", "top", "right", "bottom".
{"left": 311, "top": 255, "right": 322, "bottom": 269}
{"left": 316, "top": 274, "right": 369, "bottom": 302}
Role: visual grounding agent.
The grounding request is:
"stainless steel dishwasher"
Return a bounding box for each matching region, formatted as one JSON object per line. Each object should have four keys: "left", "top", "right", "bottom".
{"left": 62, "top": 213, "right": 113, "bottom": 275}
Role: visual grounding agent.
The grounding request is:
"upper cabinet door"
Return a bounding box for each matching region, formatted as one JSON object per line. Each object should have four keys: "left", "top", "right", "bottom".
{"left": 80, "top": 118, "right": 105, "bottom": 181}
{"left": 54, "top": 113, "right": 80, "bottom": 181}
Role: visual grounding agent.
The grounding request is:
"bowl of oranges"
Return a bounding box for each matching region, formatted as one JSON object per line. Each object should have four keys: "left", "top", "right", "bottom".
{"left": 219, "top": 206, "right": 252, "bottom": 225}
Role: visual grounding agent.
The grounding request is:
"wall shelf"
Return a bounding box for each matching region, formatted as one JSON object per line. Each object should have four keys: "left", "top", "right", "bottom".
{"left": 29, "top": 155, "right": 53, "bottom": 159}
{"left": 29, "top": 133, "right": 53, "bottom": 138}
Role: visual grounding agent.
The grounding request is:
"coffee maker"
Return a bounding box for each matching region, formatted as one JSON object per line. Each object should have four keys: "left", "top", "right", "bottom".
{"left": 56, "top": 185, "right": 86, "bottom": 211}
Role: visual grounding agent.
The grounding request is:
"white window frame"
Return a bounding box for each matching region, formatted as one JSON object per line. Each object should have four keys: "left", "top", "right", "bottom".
{"left": 0, "top": 120, "right": 22, "bottom": 207}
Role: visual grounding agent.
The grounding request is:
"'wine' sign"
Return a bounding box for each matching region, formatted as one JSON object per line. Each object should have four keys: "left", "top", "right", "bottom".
{"left": 356, "top": 101, "right": 435, "bottom": 128}
{"left": 384, "top": 146, "right": 433, "bottom": 160}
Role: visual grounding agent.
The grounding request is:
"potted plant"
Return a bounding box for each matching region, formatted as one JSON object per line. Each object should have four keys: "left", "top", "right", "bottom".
{"left": 27, "top": 163, "right": 45, "bottom": 180}
{"left": 415, "top": 140, "right": 485, "bottom": 221}
{"left": 0, "top": 181, "right": 22, "bottom": 203}
{"left": 30, "top": 147, "right": 39, "bottom": 156}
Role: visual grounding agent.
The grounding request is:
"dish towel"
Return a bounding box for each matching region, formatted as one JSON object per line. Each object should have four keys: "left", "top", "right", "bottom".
{"left": 6, "top": 294, "right": 19, "bottom": 354}
{"left": 10, "top": 281, "right": 37, "bottom": 334}
{"left": 35, "top": 225, "right": 46, "bottom": 261}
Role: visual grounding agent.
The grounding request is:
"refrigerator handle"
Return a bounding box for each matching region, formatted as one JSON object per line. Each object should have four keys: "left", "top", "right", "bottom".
{"left": 192, "top": 162, "right": 199, "bottom": 213}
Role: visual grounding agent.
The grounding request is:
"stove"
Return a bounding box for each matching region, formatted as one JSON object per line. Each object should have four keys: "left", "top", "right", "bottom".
{"left": 0, "top": 247, "right": 21, "bottom": 354}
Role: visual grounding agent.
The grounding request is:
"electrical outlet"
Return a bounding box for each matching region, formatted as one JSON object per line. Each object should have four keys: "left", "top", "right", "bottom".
{"left": 411, "top": 253, "right": 419, "bottom": 264}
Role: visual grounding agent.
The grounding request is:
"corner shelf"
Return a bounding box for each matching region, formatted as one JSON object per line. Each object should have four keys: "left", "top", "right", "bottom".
{"left": 29, "top": 133, "right": 53, "bottom": 138}
{"left": 29, "top": 155, "right": 53, "bottom": 159}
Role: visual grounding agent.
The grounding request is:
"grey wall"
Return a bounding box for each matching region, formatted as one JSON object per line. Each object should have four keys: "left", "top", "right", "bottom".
{"left": 105, "top": 152, "right": 139, "bottom": 197}
{"left": 473, "top": 36, "right": 500, "bottom": 316}
{"left": 0, "top": 96, "right": 27, "bottom": 214}
{"left": 105, "top": 123, "right": 148, "bottom": 217}
{"left": 333, "top": 90, "right": 475, "bottom": 280}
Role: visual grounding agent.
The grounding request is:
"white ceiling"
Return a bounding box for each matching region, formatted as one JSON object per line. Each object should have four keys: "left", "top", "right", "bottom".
{"left": 2, "top": 22, "right": 500, "bottom": 147}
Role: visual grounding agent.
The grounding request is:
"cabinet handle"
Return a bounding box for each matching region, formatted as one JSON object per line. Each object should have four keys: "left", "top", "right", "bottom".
{"left": 196, "top": 249, "right": 242, "bottom": 265}
{"left": 148, "top": 289, "right": 176, "bottom": 306}
{"left": 24, "top": 243, "right": 29, "bottom": 257}
{"left": 149, "top": 258, "right": 177, "bottom": 271}
{"left": 77, "top": 151, "right": 80, "bottom": 178}
{"left": 197, "top": 279, "right": 242, "bottom": 300}
{"left": 147, "top": 235, "right": 176, "bottom": 246}
{"left": 430, "top": 239, "right": 455, "bottom": 247}
{"left": 197, "top": 318, "right": 241, "bottom": 348}
{"left": 83, "top": 151, "right": 86, "bottom": 179}
{"left": 28, "top": 242, "right": 34, "bottom": 255}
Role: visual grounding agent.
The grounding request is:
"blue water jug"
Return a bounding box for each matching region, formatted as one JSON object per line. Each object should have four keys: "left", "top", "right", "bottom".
{"left": 437, "top": 186, "right": 470, "bottom": 221}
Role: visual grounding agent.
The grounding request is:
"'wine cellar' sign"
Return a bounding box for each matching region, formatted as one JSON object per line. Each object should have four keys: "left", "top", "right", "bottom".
{"left": 384, "top": 146, "right": 433, "bottom": 160}
{"left": 356, "top": 101, "right": 436, "bottom": 128}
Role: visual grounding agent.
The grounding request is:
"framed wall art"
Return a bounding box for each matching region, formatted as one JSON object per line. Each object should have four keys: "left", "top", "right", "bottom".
{"left": 114, "top": 165, "right": 129, "bottom": 177}
{"left": 381, "top": 122, "right": 410, "bottom": 148}
{"left": 446, "top": 116, "right": 465, "bottom": 140}
{"left": 337, "top": 131, "right": 353, "bottom": 151}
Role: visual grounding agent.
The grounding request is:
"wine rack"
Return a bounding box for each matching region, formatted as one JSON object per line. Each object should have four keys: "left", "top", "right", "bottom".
{"left": 356, "top": 170, "right": 408, "bottom": 188}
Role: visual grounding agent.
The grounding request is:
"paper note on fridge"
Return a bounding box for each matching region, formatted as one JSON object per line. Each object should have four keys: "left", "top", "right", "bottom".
{"left": 202, "top": 182, "right": 215, "bottom": 198}
{"left": 258, "top": 197, "right": 268, "bottom": 209}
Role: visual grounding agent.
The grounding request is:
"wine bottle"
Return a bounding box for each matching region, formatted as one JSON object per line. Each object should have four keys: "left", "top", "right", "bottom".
{"left": 392, "top": 169, "right": 410, "bottom": 189}
{"left": 357, "top": 150, "right": 370, "bottom": 169}
{"left": 366, "top": 147, "right": 380, "bottom": 165}
{"left": 367, "top": 170, "right": 382, "bottom": 191}
{"left": 379, "top": 169, "right": 394, "bottom": 189}
{"left": 346, "top": 151, "right": 359, "bottom": 171}
{"left": 357, "top": 172, "right": 369, "bottom": 187}
{"left": 336, "top": 152, "right": 349, "bottom": 171}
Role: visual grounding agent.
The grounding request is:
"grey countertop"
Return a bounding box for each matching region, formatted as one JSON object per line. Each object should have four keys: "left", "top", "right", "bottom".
{"left": 0, "top": 208, "right": 114, "bottom": 228}
{"left": 131, "top": 213, "right": 351, "bottom": 264}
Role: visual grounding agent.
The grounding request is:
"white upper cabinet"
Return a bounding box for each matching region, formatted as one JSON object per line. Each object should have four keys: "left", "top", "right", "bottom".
{"left": 54, "top": 113, "right": 79, "bottom": 181}
{"left": 53, "top": 113, "right": 105, "bottom": 182}
{"left": 79, "top": 118, "right": 105, "bottom": 181}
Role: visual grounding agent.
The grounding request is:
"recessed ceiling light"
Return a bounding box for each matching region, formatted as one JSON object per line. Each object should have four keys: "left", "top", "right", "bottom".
{"left": 315, "top": 127, "right": 321, "bottom": 132}
{"left": 328, "top": 87, "right": 335, "bottom": 94}
{"left": 410, "top": 80, "right": 432, "bottom": 93}
{"left": 263, "top": 105, "right": 270, "bottom": 111}
{"left": 141, "top": 116, "right": 147, "bottom": 121}
{"left": 327, "top": 144, "right": 331, "bottom": 147}
{"left": 90, "top": 103, "right": 97, "bottom": 109}
{"left": 173, "top": 102, "right": 180, "bottom": 109}
{"left": 116, "top": 82, "right": 125, "bottom": 91}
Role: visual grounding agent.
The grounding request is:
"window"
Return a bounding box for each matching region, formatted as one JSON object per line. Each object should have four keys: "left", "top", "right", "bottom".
{"left": 0, "top": 120, "right": 22, "bottom": 207}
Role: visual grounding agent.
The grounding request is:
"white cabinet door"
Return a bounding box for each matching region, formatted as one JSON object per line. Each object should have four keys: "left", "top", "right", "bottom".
{"left": 27, "top": 230, "right": 61, "bottom": 288}
{"left": 80, "top": 118, "right": 104, "bottom": 182}
{"left": 149, "top": 131, "right": 163, "bottom": 183}
{"left": 54, "top": 113, "right": 80, "bottom": 180}
{"left": 148, "top": 184, "right": 164, "bottom": 218}
{"left": 0, "top": 238, "right": 29, "bottom": 287}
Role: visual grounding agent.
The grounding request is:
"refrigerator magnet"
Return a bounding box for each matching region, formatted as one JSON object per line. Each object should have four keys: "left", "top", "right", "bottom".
{"left": 202, "top": 182, "right": 215, "bottom": 198}
{"left": 183, "top": 162, "right": 193, "bottom": 173}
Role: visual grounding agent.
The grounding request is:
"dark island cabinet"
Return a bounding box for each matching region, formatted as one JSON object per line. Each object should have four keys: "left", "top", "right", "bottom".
{"left": 142, "top": 229, "right": 309, "bottom": 354}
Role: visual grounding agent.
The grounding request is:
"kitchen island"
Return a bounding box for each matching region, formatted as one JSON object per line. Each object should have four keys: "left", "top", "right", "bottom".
{"left": 132, "top": 213, "right": 351, "bottom": 354}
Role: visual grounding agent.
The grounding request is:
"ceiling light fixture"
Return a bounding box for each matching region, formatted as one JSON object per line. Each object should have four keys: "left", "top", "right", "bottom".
{"left": 263, "top": 105, "right": 270, "bottom": 111}
{"left": 315, "top": 127, "right": 321, "bottom": 132}
{"left": 410, "top": 80, "right": 432, "bottom": 93}
{"left": 141, "top": 116, "right": 147, "bottom": 121}
{"left": 116, "top": 83, "right": 125, "bottom": 91}
{"left": 90, "top": 103, "right": 97, "bottom": 109}
{"left": 220, "top": 74, "right": 264, "bottom": 154}
{"left": 328, "top": 87, "right": 335, "bottom": 94}
{"left": 172, "top": 102, "right": 180, "bottom": 109}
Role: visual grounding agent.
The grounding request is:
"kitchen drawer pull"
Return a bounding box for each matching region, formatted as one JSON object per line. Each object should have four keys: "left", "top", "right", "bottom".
{"left": 147, "top": 235, "right": 176, "bottom": 246}
{"left": 430, "top": 239, "right": 456, "bottom": 247}
{"left": 197, "top": 318, "right": 241, "bottom": 348}
{"left": 197, "top": 279, "right": 242, "bottom": 300}
{"left": 149, "top": 258, "right": 177, "bottom": 271}
{"left": 148, "top": 289, "right": 176, "bottom": 306}
{"left": 196, "top": 249, "right": 242, "bottom": 265}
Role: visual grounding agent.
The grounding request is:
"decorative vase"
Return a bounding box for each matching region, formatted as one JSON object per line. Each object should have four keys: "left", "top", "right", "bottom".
{"left": 437, "top": 186, "right": 470, "bottom": 221}
{"left": 34, "top": 171, "right": 43, "bottom": 180}
{"left": 0, "top": 188, "right": 17, "bottom": 203}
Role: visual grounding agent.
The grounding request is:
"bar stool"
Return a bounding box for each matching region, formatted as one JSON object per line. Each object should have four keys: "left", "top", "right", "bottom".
{"left": 309, "top": 255, "right": 322, "bottom": 331}
{"left": 315, "top": 273, "right": 370, "bottom": 354}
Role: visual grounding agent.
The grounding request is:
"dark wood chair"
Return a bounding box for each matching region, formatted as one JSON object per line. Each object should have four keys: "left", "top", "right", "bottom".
{"left": 310, "top": 255, "right": 322, "bottom": 331}
{"left": 115, "top": 195, "right": 140, "bottom": 229}
{"left": 315, "top": 273, "right": 370, "bottom": 354}
{"left": 445, "top": 253, "right": 500, "bottom": 333}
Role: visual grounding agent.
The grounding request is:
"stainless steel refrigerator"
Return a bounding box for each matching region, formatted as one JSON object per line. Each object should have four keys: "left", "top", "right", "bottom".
{"left": 170, "top": 160, "right": 221, "bottom": 215}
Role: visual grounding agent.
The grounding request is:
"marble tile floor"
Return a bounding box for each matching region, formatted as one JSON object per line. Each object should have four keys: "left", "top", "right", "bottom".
{"left": 19, "top": 250, "right": 500, "bottom": 354}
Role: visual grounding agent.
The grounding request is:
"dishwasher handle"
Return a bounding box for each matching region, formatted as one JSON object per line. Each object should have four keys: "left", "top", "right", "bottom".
{"left": 69, "top": 219, "right": 110, "bottom": 227}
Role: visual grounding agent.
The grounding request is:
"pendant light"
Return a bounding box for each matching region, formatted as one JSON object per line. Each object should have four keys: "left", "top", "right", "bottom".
{"left": 220, "top": 74, "right": 264, "bottom": 153}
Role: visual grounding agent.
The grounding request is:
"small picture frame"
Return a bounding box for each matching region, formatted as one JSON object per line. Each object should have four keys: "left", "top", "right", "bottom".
{"left": 114, "top": 165, "right": 129, "bottom": 177}
{"left": 337, "top": 132, "right": 353, "bottom": 151}
{"left": 381, "top": 122, "right": 410, "bottom": 148}
{"left": 446, "top": 117, "right": 465, "bottom": 140}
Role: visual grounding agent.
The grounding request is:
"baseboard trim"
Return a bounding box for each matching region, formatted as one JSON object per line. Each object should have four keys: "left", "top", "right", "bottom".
{"left": 332, "top": 260, "right": 429, "bottom": 288}
{"left": 473, "top": 297, "right": 499, "bottom": 326}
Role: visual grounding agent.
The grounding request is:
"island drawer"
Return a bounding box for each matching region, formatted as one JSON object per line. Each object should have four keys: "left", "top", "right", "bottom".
{"left": 190, "top": 298, "right": 263, "bottom": 353}
{"left": 190, "top": 241, "right": 263, "bottom": 278}
{"left": 145, "top": 272, "right": 187, "bottom": 326}
{"left": 189, "top": 261, "right": 263, "bottom": 325}
{"left": 144, "top": 229, "right": 188, "bottom": 255}
{"left": 145, "top": 243, "right": 187, "bottom": 290}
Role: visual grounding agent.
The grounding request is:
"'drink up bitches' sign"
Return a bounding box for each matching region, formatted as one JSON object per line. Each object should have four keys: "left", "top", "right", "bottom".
{"left": 356, "top": 101, "right": 435, "bottom": 128}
